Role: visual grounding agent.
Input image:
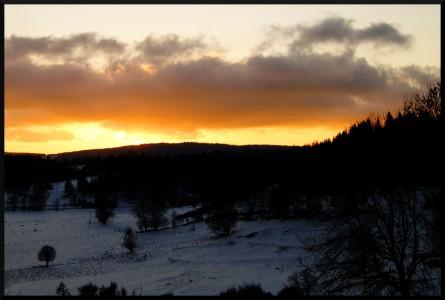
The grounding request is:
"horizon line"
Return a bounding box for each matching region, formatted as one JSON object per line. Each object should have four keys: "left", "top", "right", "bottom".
{"left": 5, "top": 140, "right": 308, "bottom": 156}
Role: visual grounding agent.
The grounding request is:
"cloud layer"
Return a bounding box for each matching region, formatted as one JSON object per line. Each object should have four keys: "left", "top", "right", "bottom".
{"left": 257, "top": 16, "right": 412, "bottom": 54}
{"left": 5, "top": 17, "right": 439, "bottom": 144}
{"left": 294, "top": 17, "right": 412, "bottom": 48}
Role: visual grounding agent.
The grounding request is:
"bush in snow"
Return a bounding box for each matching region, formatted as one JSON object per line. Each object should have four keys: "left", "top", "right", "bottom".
{"left": 98, "top": 282, "right": 127, "bottom": 296}
{"left": 206, "top": 206, "right": 238, "bottom": 237}
{"left": 122, "top": 227, "right": 137, "bottom": 253}
{"left": 96, "top": 206, "right": 114, "bottom": 225}
{"left": 77, "top": 282, "right": 127, "bottom": 296}
{"left": 56, "top": 282, "right": 70, "bottom": 296}
{"left": 77, "top": 283, "right": 98, "bottom": 296}
{"left": 278, "top": 267, "right": 318, "bottom": 296}
{"left": 219, "top": 282, "right": 272, "bottom": 296}
{"left": 277, "top": 285, "right": 305, "bottom": 297}
{"left": 38, "top": 245, "right": 56, "bottom": 267}
{"left": 94, "top": 191, "right": 116, "bottom": 225}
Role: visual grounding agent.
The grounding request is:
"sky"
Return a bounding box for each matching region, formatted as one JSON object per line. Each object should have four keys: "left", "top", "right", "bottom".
{"left": 4, "top": 5, "right": 441, "bottom": 154}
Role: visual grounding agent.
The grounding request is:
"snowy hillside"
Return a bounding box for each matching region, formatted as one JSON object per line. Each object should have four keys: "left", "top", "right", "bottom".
{"left": 5, "top": 205, "right": 321, "bottom": 295}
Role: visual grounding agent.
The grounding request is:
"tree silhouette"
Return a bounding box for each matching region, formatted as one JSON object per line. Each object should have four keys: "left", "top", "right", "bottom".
{"left": 132, "top": 188, "right": 167, "bottom": 232}
{"left": 122, "top": 227, "right": 137, "bottom": 253}
{"left": 206, "top": 206, "right": 238, "bottom": 237}
{"left": 403, "top": 82, "right": 441, "bottom": 120}
{"left": 38, "top": 245, "right": 56, "bottom": 267}
{"left": 56, "top": 282, "right": 70, "bottom": 296}
{"left": 219, "top": 283, "right": 272, "bottom": 296}
{"left": 94, "top": 191, "right": 116, "bottom": 225}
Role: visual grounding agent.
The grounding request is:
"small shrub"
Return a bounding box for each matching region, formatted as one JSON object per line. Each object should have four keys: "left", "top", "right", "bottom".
{"left": 38, "top": 245, "right": 56, "bottom": 267}
{"left": 284, "top": 267, "right": 318, "bottom": 296}
{"left": 77, "top": 282, "right": 127, "bottom": 296}
{"left": 56, "top": 281, "right": 70, "bottom": 296}
{"left": 206, "top": 206, "right": 238, "bottom": 237}
{"left": 94, "top": 192, "right": 116, "bottom": 225}
{"left": 98, "top": 282, "right": 126, "bottom": 296}
{"left": 95, "top": 206, "right": 114, "bottom": 225}
{"left": 122, "top": 227, "right": 137, "bottom": 253}
{"left": 220, "top": 282, "right": 272, "bottom": 296}
{"left": 78, "top": 283, "right": 98, "bottom": 296}
{"left": 277, "top": 285, "right": 304, "bottom": 297}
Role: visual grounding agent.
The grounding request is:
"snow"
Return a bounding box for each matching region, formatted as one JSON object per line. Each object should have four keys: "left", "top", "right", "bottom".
{"left": 4, "top": 204, "right": 321, "bottom": 295}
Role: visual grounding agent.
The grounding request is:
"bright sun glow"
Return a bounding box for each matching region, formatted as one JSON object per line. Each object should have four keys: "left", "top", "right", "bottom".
{"left": 141, "top": 64, "right": 157, "bottom": 74}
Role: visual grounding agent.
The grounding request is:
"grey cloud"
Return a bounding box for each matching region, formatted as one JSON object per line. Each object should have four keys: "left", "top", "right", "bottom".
{"left": 297, "top": 17, "right": 355, "bottom": 45}
{"left": 400, "top": 65, "right": 440, "bottom": 87}
{"left": 135, "top": 34, "right": 209, "bottom": 65}
{"left": 355, "top": 22, "right": 412, "bottom": 46}
{"left": 5, "top": 33, "right": 126, "bottom": 63}
{"left": 262, "top": 17, "right": 412, "bottom": 53}
{"left": 4, "top": 31, "right": 435, "bottom": 134}
{"left": 5, "top": 44, "right": 414, "bottom": 131}
{"left": 154, "top": 49, "right": 388, "bottom": 96}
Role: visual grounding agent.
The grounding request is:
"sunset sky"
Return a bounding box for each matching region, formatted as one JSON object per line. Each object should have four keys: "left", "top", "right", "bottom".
{"left": 5, "top": 5, "right": 440, "bottom": 154}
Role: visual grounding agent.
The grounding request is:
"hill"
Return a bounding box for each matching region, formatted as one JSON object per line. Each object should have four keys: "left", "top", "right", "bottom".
{"left": 47, "top": 142, "right": 297, "bottom": 160}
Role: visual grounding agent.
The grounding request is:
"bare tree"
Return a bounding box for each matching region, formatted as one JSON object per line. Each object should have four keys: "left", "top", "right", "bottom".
{"left": 403, "top": 82, "right": 441, "bottom": 120}
{"left": 304, "top": 187, "right": 438, "bottom": 296}
{"left": 132, "top": 193, "right": 167, "bottom": 232}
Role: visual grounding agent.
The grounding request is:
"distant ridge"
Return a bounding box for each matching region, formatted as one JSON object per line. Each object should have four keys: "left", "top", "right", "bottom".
{"left": 34, "top": 142, "right": 298, "bottom": 160}
{"left": 4, "top": 152, "right": 46, "bottom": 157}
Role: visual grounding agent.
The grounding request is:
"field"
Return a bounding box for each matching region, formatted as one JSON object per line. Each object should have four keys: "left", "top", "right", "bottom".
{"left": 4, "top": 183, "right": 321, "bottom": 295}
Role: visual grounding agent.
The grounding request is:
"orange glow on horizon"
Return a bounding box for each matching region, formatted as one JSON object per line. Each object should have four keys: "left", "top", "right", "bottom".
{"left": 4, "top": 122, "right": 342, "bottom": 154}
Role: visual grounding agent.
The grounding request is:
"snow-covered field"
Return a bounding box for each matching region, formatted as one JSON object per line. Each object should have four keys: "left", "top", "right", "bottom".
{"left": 5, "top": 204, "right": 321, "bottom": 295}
